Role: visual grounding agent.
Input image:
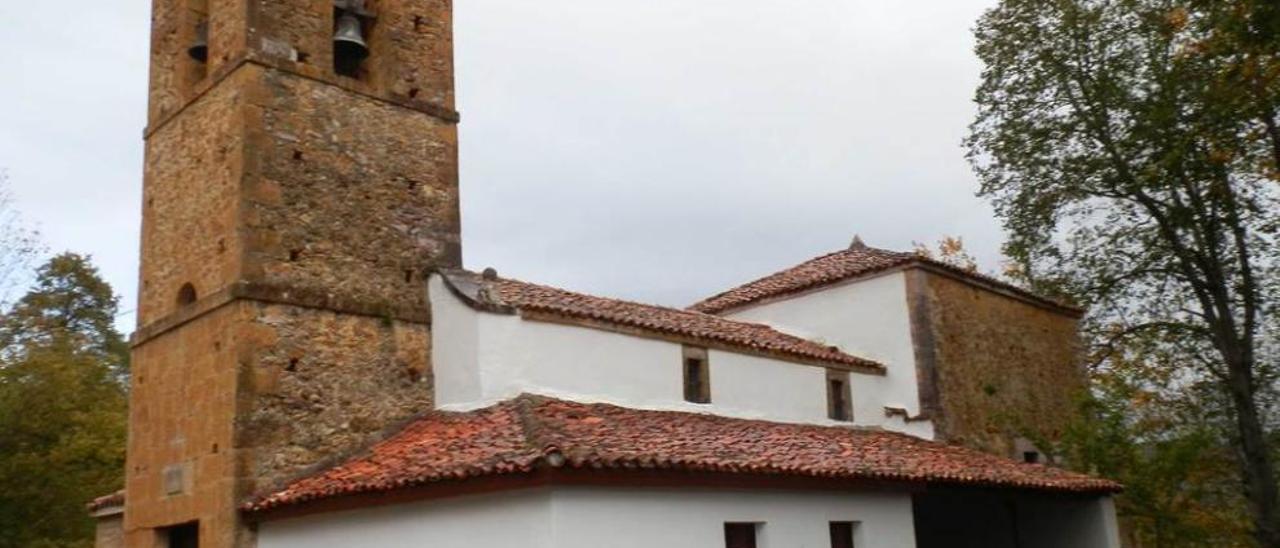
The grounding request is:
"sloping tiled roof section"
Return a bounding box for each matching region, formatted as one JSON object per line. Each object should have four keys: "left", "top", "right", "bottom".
{"left": 246, "top": 395, "right": 1121, "bottom": 512}
{"left": 87, "top": 489, "right": 125, "bottom": 513}
{"left": 689, "top": 241, "right": 1081, "bottom": 316}
{"left": 439, "top": 269, "right": 884, "bottom": 373}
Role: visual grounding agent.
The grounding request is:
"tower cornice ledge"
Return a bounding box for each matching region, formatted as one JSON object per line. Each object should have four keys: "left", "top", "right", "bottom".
{"left": 130, "top": 280, "right": 431, "bottom": 348}
{"left": 143, "top": 53, "right": 461, "bottom": 141}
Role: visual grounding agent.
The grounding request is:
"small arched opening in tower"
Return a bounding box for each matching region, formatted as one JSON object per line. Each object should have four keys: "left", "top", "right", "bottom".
{"left": 333, "top": 1, "right": 372, "bottom": 79}
{"left": 177, "top": 283, "right": 198, "bottom": 308}
{"left": 186, "top": 0, "right": 210, "bottom": 87}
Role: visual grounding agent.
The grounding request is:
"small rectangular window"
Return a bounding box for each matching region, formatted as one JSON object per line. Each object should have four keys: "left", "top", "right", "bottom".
{"left": 830, "top": 521, "right": 856, "bottom": 548}
{"left": 160, "top": 521, "right": 199, "bottom": 548}
{"left": 1013, "top": 438, "right": 1045, "bottom": 465}
{"left": 683, "top": 346, "right": 710, "bottom": 404}
{"left": 827, "top": 370, "right": 852, "bottom": 422}
{"left": 724, "top": 522, "right": 759, "bottom": 548}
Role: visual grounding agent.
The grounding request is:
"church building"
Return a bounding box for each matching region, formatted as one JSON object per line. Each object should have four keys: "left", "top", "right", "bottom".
{"left": 90, "top": 0, "right": 1123, "bottom": 546}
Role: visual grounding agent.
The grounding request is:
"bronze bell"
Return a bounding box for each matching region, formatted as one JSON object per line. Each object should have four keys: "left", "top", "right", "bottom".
{"left": 333, "top": 12, "right": 369, "bottom": 61}
{"left": 188, "top": 21, "right": 209, "bottom": 62}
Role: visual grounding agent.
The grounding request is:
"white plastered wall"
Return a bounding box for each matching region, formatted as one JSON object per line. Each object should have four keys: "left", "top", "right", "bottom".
{"left": 257, "top": 487, "right": 919, "bottom": 548}
{"left": 429, "top": 275, "right": 877, "bottom": 427}
{"left": 429, "top": 275, "right": 482, "bottom": 404}
{"left": 720, "top": 271, "right": 934, "bottom": 438}
{"left": 553, "top": 487, "right": 917, "bottom": 548}
{"left": 256, "top": 490, "right": 554, "bottom": 548}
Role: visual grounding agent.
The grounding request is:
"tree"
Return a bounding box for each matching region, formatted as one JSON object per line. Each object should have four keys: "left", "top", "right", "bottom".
{"left": 0, "top": 171, "right": 43, "bottom": 307}
{"left": 0, "top": 254, "right": 128, "bottom": 376}
{"left": 1062, "top": 333, "right": 1253, "bottom": 546}
{"left": 0, "top": 254, "right": 128, "bottom": 547}
{"left": 912, "top": 236, "right": 980, "bottom": 272}
{"left": 967, "top": 0, "right": 1280, "bottom": 543}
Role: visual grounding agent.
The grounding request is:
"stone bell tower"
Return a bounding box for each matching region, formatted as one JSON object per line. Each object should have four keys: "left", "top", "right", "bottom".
{"left": 125, "top": 0, "right": 459, "bottom": 546}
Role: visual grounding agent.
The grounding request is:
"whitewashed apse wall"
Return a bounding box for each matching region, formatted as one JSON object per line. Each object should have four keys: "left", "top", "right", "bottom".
{"left": 257, "top": 487, "right": 919, "bottom": 548}
{"left": 429, "top": 275, "right": 888, "bottom": 428}
{"left": 720, "top": 271, "right": 934, "bottom": 438}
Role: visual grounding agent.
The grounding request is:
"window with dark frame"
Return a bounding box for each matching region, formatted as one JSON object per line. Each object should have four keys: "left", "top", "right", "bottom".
{"left": 160, "top": 521, "right": 200, "bottom": 548}
{"left": 1013, "top": 437, "right": 1044, "bottom": 466}
{"left": 829, "top": 378, "right": 848, "bottom": 420}
{"left": 827, "top": 370, "right": 853, "bottom": 422}
{"left": 830, "top": 521, "right": 856, "bottom": 548}
{"left": 724, "top": 522, "right": 759, "bottom": 548}
{"left": 683, "top": 346, "right": 710, "bottom": 404}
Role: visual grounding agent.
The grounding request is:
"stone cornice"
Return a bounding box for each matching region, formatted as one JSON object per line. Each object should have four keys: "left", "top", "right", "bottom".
{"left": 130, "top": 280, "right": 429, "bottom": 348}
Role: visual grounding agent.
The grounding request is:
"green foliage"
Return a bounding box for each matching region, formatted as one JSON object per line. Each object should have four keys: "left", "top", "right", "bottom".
{"left": 968, "top": 0, "right": 1280, "bottom": 544}
{"left": 0, "top": 253, "right": 128, "bottom": 548}
{"left": 1062, "top": 341, "right": 1253, "bottom": 546}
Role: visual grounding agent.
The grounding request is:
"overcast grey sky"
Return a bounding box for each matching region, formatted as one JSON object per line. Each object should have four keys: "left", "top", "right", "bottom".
{"left": 0, "top": 0, "right": 1001, "bottom": 329}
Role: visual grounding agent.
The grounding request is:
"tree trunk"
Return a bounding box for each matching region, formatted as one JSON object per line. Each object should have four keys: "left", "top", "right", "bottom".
{"left": 1225, "top": 351, "right": 1280, "bottom": 546}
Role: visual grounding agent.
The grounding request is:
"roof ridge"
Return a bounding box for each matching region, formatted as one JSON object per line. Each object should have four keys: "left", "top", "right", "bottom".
{"left": 502, "top": 276, "right": 840, "bottom": 339}
{"left": 511, "top": 394, "right": 559, "bottom": 462}
{"left": 688, "top": 245, "right": 914, "bottom": 312}
{"left": 688, "top": 248, "right": 855, "bottom": 309}
{"left": 451, "top": 268, "right": 749, "bottom": 321}
{"left": 502, "top": 276, "right": 725, "bottom": 319}
{"left": 688, "top": 244, "right": 1079, "bottom": 316}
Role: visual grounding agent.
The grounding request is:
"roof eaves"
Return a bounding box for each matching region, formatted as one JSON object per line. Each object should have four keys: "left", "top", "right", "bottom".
{"left": 86, "top": 490, "right": 125, "bottom": 516}
{"left": 243, "top": 395, "right": 1122, "bottom": 518}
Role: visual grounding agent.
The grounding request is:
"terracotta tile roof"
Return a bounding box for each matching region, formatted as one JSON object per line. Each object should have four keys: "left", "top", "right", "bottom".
{"left": 87, "top": 490, "right": 125, "bottom": 513}
{"left": 440, "top": 269, "right": 884, "bottom": 373}
{"left": 689, "top": 241, "right": 1081, "bottom": 315}
{"left": 245, "top": 395, "right": 1121, "bottom": 513}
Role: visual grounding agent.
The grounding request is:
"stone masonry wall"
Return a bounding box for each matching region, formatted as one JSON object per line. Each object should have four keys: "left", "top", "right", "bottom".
{"left": 237, "top": 303, "right": 432, "bottom": 495}
{"left": 241, "top": 68, "right": 461, "bottom": 318}
{"left": 94, "top": 514, "right": 124, "bottom": 548}
{"left": 138, "top": 67, "right": 248, "bottom": 324}
{"left": 363, "top": 0, "right": 457, "bottom": 107}
{"left": 127, "top": 296, "right": 433, "bottom": 548}
{"left": 126, "top": 304, "right": 247, "bottom": 548}
{"left": 914, "top": 270, "right": 1085, "bottom": 458}
{"left": 139, "top": 59, "right": 459, "bottom": 325}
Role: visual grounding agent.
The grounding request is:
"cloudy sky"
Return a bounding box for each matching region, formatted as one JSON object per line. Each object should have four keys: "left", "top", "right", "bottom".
{"left": 0, "top": 0, "right": 1001, "bottom": 330}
